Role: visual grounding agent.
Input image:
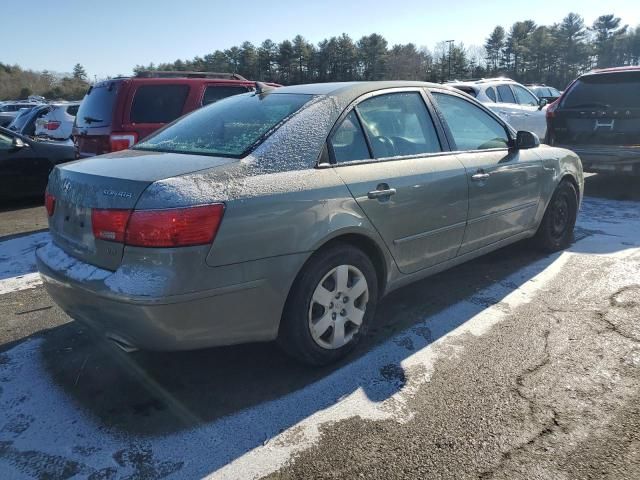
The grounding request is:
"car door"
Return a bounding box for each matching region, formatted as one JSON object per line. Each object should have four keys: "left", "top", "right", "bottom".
{"left": 0, "top": 131, "right": 52, "bottom": 197}
{"left": 431, "top": 90, "right": 543, "bottom": 255}
{"left": 512, "top": 84, "right": 546, "bottom": 138}
{"left": 330, "top": 89, "right": 469, "bottom": 274}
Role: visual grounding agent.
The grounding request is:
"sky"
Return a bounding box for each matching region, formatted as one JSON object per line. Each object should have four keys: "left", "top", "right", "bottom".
{"left": 2, "top": 0, "right": 638, "bottom": 79}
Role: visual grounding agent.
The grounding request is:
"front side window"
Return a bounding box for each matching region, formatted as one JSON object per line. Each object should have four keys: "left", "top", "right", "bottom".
{"left": 130, "top": 84, "right": 190, "bottom": 123}
{"left": 513, "top": 85, "right": 539, "bottom": 106}
{"left": 135, "top": 92, "right": 312, "bottom": 157}
{"left": 496, "top": 85, "right": 516, "bottom": 104}
{"left": 202, "top": 86, "right": 249, "bottom": 106}
{"left": 356, "top": 92, "right": 441, "bottom": 158}
{"left": 433, "top": 92, "right": 509, "bottom": 151}
{"left": 330, "top": 111, "right": 371, "bottom": 163}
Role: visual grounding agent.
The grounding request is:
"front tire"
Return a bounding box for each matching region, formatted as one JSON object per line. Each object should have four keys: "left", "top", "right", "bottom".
{"left": 534, "top": 180, "right": 578, "bottom": 252}
{"left": 277, "top": 243, "right": 379, "bottom": 366}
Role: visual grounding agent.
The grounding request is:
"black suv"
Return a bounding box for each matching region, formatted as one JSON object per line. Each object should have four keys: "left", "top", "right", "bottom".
{"left": 546, "top": 67, "right": 640, "bottom": 176}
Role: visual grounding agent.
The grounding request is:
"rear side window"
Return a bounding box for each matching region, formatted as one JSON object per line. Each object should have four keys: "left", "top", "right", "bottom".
{"left": 433, "top": 92, "right": 509, "bottom": 151}
{"left": 356, "top": 92, "right": 441, "bottom": 158}
{"left": 66, "top": 105, "right": 79, "bottom": 116}
{"left": 330, "top": 111, "right": 371, "bottom": 162}
{"left": 75, "top": 84, "right": 118, "bottom": 128}
{"left": 130, "top": 84, "right": 189, "bottom": 123}
{"left": 202, "top": 86, "right": 249, "bottom": 106}
{"left": 563, "top": 72, "right": 640, "bottom": 109}
{"left": 485, "top": 87, "right": 497, "bottom": 102}
{"left": 496, "top": 85, "right": 516, "bottom": 104}
{"left": 512, "top": 85, "right": 538, "bottom": 106}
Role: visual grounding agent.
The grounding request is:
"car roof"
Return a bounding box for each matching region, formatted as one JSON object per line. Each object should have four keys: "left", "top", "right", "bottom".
{"left": 270, "top": 81, "right": 453, "bottom": 102}
{"left": 587, "top": 65, "right": 640, "bottom": 75}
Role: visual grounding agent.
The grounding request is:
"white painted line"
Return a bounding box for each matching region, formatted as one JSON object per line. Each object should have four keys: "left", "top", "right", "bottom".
{"left": 0, "top": 231, "right": 49, "bottom": 295}
{"left": 0, "top": 272, "right": 42, "bottom": 296}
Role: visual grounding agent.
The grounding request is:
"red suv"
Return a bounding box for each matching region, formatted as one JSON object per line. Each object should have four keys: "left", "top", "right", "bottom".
{"left": 73, "top": 71, "right": 271, "bottom": 158}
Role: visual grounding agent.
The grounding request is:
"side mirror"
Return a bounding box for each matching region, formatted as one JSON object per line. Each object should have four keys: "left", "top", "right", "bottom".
{"left": 12, "top": 137, "right": 27, "bottom": 150}
{"left": 538, "top": 98, "right": 548, "bottom": 110}
{"left": 514, "top": 131, "right": 540, "bottom": 150}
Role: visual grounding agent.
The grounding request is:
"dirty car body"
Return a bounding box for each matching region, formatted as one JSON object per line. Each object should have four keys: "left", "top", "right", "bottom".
{"left": 37, "top": 81, "right": 583, "bottom": 362}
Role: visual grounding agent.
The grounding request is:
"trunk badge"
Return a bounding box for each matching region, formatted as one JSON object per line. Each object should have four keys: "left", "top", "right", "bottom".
{"left": 103, "top": 189, "right": 133, "bottom": 199}
{"left": 594, "top": 119, "right": 615, "bottom": 131}
{"left": 62, "top": 181, "right": 72, "bottom": 193}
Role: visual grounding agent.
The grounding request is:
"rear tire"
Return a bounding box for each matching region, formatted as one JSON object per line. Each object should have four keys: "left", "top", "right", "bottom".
{"left": 533, "top": 180, "right": 578, "bottom": 252}
{"left": 277, "top": 243, "right": 379, "bottom": 366}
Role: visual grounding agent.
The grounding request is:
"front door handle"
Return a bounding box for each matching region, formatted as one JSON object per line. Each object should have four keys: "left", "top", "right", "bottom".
{"left": 367, "top": 184, "right": 396, "bottom": 199}
{"left": 471, "top": 171, "right": 490, "bottom": 181}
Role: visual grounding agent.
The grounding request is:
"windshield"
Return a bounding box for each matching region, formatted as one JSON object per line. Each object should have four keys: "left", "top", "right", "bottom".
{"left": 562, "top": 72, "right": 640, "bottom": 109}
{"left": 75, "top": 83, "right": 118, "bottom": 128}
{"left": 134, "top": 92, "right": 312, "bottom": 157}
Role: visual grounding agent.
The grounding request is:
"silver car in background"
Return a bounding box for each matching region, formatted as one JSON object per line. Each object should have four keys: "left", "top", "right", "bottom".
{"left": 37, "top": 81, "right": 583, "bottom": 365}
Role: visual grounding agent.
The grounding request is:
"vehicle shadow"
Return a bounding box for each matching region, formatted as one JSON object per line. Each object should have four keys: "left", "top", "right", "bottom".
{"left": 34, "top": 241, "right": 554, "bottom": 440}
{"left": 583, "top": 173, "right": 640, "bottom": 202}
{"left": 1, "top": 186, "right": 637, "bottom": 477}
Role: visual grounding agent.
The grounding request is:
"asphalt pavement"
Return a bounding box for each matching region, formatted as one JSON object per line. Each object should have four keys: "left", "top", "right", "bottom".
{"left": 0, "top": 174, "right": 638, "bottom": 479}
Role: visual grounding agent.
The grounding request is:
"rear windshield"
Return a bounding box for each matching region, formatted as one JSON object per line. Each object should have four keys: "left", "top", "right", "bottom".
{"left": 75, "top": 84, "right": 117, "bottom": 128}
{"left": 203, "top": 85, "right": 250, "bottom": 105}
{"left": 563, "top": 72, "right": 640, "bottom": 109}
{"left": 134, "top": 92, "right": 312, "bottom": 157}
{"left": 130, "top": 84, "right": 189, "bottom": 123}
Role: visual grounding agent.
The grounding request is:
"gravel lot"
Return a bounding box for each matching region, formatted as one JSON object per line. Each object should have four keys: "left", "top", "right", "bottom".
{"left": 0, "top": 174, "right": 638, "bottom": 479}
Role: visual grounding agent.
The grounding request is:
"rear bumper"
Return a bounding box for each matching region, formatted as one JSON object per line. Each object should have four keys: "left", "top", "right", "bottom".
{"left": 36, "top": 242, "right": 307, "bottom": 351}
{"left": 556, "top": 144, "right": 640, "bottom": 175}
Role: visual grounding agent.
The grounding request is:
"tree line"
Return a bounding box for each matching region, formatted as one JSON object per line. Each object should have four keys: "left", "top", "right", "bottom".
{"left": 1, "top": 12, "right": 639, "bottom": 101}
{"left": 136, "top": 13, "right": 639, "bottom": 89}
{"left": 0, "top": 63, "right": 89, "bottom": 101}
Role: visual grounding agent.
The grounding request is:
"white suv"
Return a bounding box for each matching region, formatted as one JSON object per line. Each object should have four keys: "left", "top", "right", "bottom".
{"left": 35, "top": 102, "right": 80, "bottom": 140}
{"left": 447, "top": 78, "right": 548, "bottom": 139}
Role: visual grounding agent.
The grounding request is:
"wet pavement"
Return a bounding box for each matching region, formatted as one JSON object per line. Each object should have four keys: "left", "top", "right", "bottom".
{"left": 0, "top": 174, "right": 638, "bottom": 479}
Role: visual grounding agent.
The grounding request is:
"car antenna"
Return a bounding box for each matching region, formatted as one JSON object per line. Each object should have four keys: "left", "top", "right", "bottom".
{"left": 254, "top": 81, "right": 274, "bottom": 96}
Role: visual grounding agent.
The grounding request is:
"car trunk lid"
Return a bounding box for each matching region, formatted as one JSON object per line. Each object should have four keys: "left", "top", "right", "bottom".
{"left": 47, "top": 150, "right": 236, "bottom": 270}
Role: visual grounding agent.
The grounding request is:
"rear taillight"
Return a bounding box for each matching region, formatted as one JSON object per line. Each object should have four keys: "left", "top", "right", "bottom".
{"left": 126, "top": 204, "right": 225, "bottom": 247}
{"left": 90, "top": 204, "right": 225, "bottom": 248}
{"left": 109, "top": 132, "right": 138, "bottom": 152}
{"left": 45, "top": 191, "right": 56, "bottom": 216}
{"left": 92, "top": 209, "right": 131, "bottom": 242}
{"left": 45, "top": 121, "right": 61, "bottom": 130}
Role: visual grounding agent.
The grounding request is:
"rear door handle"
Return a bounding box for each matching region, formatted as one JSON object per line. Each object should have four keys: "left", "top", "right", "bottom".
{"left": 471, "top": 171, "right": 490, "bottom": 181}
{"left": 367, "top": 184, "right": 396, "bottom": 199}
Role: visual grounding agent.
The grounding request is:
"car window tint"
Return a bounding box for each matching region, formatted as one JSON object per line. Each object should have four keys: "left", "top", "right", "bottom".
{"left": 0, "top": 131, "right": 12, "bottom": 149}
{"left": 66, "top": 105, "right": 79, "bottom": 116}
{"left": 75, "top": 84, "right": 118, "bottom": 128}
{"left": 550, "top": 87, "right": 561, "bottom": 96}
{"left": 496, "top": 85, "right": 516, "bottom": 104}
{"left": 433, "top": 92, "right": 509, "bottom": 151}
{"left": 202, "top": 86, "right": 249, "bottom": 105}
{"left": 330, "top": 111, "right": 371, "bottom": 162}
{"left": 485, "top": 87, "right": 497, "bottom": 102}
{"left": 356, "top": 92, "right": 441, "bottom": 158}
{"left": 513, "top": 85, "right": 539, "bottom": 106}
{"left": 563, "top": 72, "right": 640, "bottom": 108}
{"left": 130, "top": 84, "right": 189, "bottom": 123}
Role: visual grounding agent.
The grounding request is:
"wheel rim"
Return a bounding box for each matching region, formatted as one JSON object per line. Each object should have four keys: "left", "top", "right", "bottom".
{"left": 308, "top": 264, "right": 369, "bottom": 350}
{"left": 550, "top": 193, "right": 571, "bottom": 238}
